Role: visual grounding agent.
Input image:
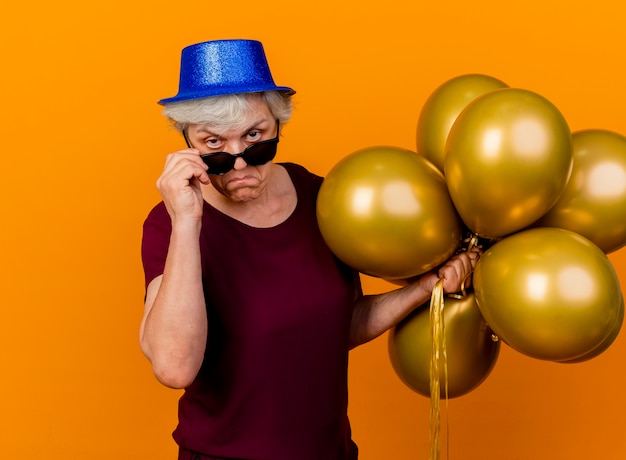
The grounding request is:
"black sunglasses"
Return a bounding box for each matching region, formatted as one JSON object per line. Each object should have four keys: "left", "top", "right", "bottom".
{"left": 185, "top": 120, "right": 280, "bottom": 176}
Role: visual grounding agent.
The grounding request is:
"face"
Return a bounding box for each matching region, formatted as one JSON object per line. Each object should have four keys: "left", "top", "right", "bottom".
{"left": 186, "top": 96, "right": 278, "bottom": 203}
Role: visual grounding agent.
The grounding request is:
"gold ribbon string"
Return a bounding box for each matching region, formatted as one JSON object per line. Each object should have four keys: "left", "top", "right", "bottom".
{"left": 429, "top": 278, "right": 447, "bottom": 460}
{"left": 430, "top": 232, "right": 488, "bottom": 459}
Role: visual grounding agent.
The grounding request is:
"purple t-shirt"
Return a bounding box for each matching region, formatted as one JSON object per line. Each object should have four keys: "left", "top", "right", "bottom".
{"left": 142, "top": 163, "right": 360, "bottom": 460}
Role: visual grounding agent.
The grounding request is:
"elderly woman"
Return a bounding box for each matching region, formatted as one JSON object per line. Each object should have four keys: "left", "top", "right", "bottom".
{"left": 141, "top": 39, "right": 477, "bottom": 460}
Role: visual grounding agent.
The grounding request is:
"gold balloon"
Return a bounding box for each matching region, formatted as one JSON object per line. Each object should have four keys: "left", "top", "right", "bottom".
{"left": 563, "top": 293, "right": 623, "bottom": 363}
{"left": 444, "top": 88, "right": 573, "bottom": 239}
{"left": 536, "top": 129, "right": 626, "bottom": 253}
{"left": 473, "top": 227, "right": 623, "bottom": 362}
{"left": 317, "top": 146, "right": 462, "bottom": 280}
{"left": 388, "top": 292, "right": 500, "bottom": 398}
{"left": 417, "top": 74, "right": 508, "bottom": 172}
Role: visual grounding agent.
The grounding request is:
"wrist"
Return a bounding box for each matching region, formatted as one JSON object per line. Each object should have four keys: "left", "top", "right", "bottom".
{"left": 416, "top": 272, "right": 439, "bottom": 296}
{"left": 170, "top": 216, "right": 202, "bottom": 238}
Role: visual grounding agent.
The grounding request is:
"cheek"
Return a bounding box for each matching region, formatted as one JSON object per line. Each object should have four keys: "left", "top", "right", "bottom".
{"left": 208, "top": 175, "right": 226, "bottom": 190}
{"left": 255, "top": 162, "right": 272, "bottom": 176}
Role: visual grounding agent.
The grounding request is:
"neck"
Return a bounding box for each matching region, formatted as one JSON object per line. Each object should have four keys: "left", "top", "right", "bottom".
{"left": 202, "top": 165, "right": 296, "bottom": 228}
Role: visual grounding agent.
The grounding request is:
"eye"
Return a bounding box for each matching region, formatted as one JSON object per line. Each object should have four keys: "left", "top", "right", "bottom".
{"left": 246, "top": 130, "right": 262, "bottom": 142}
{"left": 205, "top": 137, "right": 224, "bottom": 150}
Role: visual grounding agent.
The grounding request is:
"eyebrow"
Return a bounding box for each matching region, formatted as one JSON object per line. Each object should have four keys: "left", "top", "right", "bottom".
{"left": 194, "top": 118, "right": 270, "bottom": 137}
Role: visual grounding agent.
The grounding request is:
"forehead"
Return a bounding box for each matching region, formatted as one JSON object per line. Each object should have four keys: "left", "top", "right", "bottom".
{"left": 190, "top": 95, "right": 273, "bottom": 135}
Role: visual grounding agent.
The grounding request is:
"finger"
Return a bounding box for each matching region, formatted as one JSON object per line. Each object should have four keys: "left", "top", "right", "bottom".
{"left": 439, "top": 254, "right": 473, "bottom": 292}
{"left": 456, "top": 253, "right": 476, "bottom": 288}
{"left": 438, "top": 262, "right": 460, "bottom": 283}
{"left": 164, "top": 150, "right": 204, "bottom": 168}
{"left": 163, "top": 153, "right": 208, "bottom": 180}
{"left": 448, "top": 252, "right": 471, "bottom": 275}
{"left": 158, "top": 163, "right": 209, "bottom": 195}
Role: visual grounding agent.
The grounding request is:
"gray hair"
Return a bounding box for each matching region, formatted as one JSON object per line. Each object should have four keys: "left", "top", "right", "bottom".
{"left": 162, "top": 91, "right": 294, "bottom": 133}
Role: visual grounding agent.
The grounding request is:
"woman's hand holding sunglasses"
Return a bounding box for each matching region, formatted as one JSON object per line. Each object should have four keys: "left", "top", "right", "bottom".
{"left": 157, "top": 148, "right": 211, "bottom": 225}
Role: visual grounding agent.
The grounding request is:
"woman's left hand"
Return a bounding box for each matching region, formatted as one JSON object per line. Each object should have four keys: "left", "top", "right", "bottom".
{"left": 436, "top": 247, "right": 481, "bottom": 294}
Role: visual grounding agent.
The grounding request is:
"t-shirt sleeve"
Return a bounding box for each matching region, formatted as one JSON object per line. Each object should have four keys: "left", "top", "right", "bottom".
{"left": 141, "top": 202, "right": 172, "bottom": 289}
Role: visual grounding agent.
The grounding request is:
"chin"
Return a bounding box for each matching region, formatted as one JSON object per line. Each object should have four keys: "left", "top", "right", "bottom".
{"left": 220, "top": 183, "right": 263, "bottom": 203}
{"left": 229, "top": 192, "right": 261, "bottom": 203}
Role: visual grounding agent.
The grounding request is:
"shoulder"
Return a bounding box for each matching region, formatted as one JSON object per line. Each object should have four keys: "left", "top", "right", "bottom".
{"left": 141, "top": 202, "right": 171, "bottom": 288}
{"left": 144, "top": 201, "right": 169, "bottom": 224}
{"left": 280, "top": 162, "right": 323, "bottom": 192}
{"left": 142, "top": 201, "right": 171, "bottom": 237}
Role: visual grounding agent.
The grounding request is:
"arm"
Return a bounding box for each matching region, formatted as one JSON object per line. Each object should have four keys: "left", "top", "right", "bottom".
{"left": 140, "top": 149, "right": 211, "bottom": 389}
{"left": 348, "top": 249, "right": 479, "bottom": 348}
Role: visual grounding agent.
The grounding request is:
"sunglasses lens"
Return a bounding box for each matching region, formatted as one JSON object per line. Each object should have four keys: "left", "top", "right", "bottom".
{"left": 200, "top": 134, "right": 279, "bottom": 175}
{"left": 243, "top": 139, "right": 278, "bottom": 166}
{"left": 201, "top": 153, "right": 236, "bottom": 175}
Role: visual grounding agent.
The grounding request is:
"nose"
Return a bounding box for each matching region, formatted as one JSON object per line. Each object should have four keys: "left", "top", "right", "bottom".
{"left": 222, "top": 139, "right": 247, "bottom": 155}
{"left": 221, "top": 140, "right": 250, "bottom": 171}
{"left": 232, "top": 155, "right": 248, "bottom": 170}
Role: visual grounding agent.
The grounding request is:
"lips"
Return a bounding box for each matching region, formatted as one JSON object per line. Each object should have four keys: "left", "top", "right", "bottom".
{"left": 225, "top": 174, "right": 257, "bottom": 187}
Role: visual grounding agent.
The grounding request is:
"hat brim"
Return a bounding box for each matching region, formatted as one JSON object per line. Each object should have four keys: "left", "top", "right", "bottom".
{"left": 158, "top": 84, "right": 295, "bottom": 105}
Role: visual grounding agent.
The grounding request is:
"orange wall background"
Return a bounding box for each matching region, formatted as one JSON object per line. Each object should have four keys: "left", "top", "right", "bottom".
{"left": 2, "top": 1, "right": 626, "bottom": 459}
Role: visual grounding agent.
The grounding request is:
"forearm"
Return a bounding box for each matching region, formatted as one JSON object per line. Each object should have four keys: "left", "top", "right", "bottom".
{"left": 349, "top": 273, "right": 437, "bottom": 348}
{"left": 348, "top": 249, "right": 478, "bottom": 349}
{"left": 141, "top": 220, "right": 208, "bottom": 388}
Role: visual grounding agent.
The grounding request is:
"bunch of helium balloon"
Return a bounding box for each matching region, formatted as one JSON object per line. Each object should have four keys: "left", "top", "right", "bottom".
{"left": 316, "top": 74, "right": 626, "bottom": 401}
